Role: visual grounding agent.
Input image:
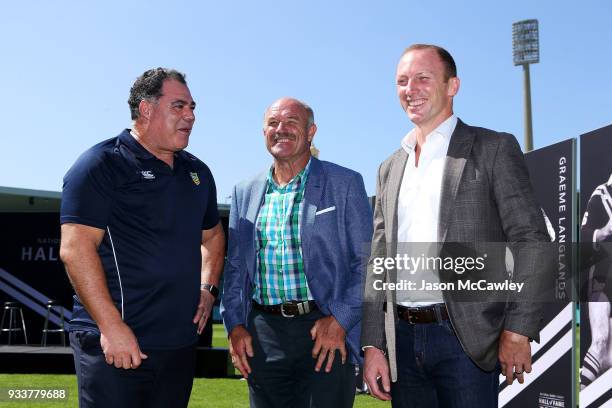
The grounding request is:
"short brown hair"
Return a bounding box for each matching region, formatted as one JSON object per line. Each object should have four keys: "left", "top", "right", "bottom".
{"left": 401, "top": 44, "right": 457, "bottom": 81}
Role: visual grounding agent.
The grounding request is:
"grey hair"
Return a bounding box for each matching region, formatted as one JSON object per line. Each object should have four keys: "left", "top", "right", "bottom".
{"left": 128, "top": 68, "right": 187, "bottom": 120}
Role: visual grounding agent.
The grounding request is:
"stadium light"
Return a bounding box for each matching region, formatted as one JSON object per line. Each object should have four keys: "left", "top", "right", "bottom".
{"left": 513, "top": 19, "right": 539, "bottom": 152}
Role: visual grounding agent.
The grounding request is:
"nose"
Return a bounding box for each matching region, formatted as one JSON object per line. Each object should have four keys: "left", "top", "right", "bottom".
{"left": 184, "top": 107, "right": 195, "bottom": 122}
{"left": 276, "top": 121, "right": 287, "bottom": 133}
{"left": 403, "top": 78, "right": 416, "bottom": 96}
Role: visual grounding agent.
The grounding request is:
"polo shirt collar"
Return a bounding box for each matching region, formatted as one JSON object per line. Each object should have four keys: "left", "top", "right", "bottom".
{"left": 118, "top": 129, "right": 155, "bottom": 160}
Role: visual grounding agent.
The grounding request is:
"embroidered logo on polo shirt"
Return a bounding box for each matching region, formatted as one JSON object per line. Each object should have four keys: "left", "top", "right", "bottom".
{"left": 190, "top": 172, "right": 201, "bottom": 186}
{"left": 141, "top": 170, "right": 156, "bottom": 180}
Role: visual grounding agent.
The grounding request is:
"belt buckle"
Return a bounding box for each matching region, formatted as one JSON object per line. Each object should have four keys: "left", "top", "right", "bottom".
{"left": 280, "top": 303, "right": 296, "bottom": 318}
{"left": 406, "top": 310, "right": 417, "bottom": 324}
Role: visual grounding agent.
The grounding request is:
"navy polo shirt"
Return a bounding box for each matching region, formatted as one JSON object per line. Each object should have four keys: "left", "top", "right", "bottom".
{"left": 60, "top": 129, "right": 219, "bottom": 350}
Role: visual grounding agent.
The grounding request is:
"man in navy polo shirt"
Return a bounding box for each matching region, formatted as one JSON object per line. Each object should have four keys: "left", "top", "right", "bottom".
{"left": 60, "top": 68, "right": 225, "bottom": 408}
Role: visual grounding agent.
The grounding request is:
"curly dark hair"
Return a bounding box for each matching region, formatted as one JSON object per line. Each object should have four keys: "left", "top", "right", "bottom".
{"left": 128, "top": 68, "right": 187, "bottom": 120}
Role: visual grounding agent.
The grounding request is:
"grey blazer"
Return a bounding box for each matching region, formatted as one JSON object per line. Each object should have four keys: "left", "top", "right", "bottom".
{"left": 361, "top": 119, "right": 550, "bottom": 381}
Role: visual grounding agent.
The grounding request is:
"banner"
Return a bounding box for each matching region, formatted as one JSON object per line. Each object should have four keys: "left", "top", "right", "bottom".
{"left": 579, "top": 124, "right": 612, "bottom": 407}
{"left": 0, "top": 212, "right": 215, "bottom": 347}
{"left": 499, "top": 138, "right": 576, "bottom": 408}
{"left": 0, "top": 213, "right": 71, "bottom": 345}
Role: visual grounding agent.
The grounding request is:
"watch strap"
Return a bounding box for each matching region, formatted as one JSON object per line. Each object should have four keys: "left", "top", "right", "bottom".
{"left": 200, "top": 283, "right": 219, "bottom": 298}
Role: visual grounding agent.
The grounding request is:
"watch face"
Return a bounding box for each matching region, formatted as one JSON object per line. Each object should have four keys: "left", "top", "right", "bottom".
{"left": 202, "top": 284, "right": 219, "bottom": 297}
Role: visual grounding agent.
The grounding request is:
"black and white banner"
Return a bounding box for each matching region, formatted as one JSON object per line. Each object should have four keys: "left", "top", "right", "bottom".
{"left": 579, "top": 124, "right": 612, "bottom": 407}
{"left": 500, "top": 138, "right": 576, "bottom": 408}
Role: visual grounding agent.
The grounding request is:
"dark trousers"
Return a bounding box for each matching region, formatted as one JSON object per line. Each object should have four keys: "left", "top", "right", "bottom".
{"left": 70, "top": 330, "right": 196, "bottom": 408}
{"left": 247, "top": 308, "right": 356, "bottom": 408}
{"left": 391, "top": 319, "right": 500, "bottom": 408}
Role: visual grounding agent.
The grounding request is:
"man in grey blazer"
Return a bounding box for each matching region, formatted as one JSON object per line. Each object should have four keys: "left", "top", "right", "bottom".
{"left": 361, "top": 44, "right": 551, "bottom": 407}
{"left": 221, "top": 97, "right": 372, "bottom": 407}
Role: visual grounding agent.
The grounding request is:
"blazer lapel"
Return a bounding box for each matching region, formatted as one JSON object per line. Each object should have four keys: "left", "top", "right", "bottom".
{"left": 244, "top": 173, "right": 267, "bottom": 280}
{"left": 438, "top": 119, "right": 475, "bottom": 243}
{"left": 301, "top": 158, "right": 324, "bottom": 274}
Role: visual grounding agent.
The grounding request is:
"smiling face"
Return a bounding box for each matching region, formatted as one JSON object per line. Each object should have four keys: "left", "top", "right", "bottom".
{"left": 263, "top": 98, "right": 316, "bottom": 166}
{"left": 396, "top": 48, "right": 459, "bottom": 134}
{"left": 140, "top": 78, "right": 196, "bottom": 153}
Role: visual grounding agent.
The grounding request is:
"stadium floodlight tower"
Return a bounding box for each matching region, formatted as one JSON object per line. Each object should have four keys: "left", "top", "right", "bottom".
{"left": 512, "top": 19, "right": 539, "bottom": 152}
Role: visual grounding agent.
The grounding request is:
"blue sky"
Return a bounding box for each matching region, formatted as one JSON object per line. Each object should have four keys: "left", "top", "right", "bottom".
{"left": 1, "top": 0, "right": 610, "bottom": 200}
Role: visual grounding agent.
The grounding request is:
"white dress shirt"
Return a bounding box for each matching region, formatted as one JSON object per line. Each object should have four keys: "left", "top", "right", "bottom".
{"left": 397, "top": 114, "right": 457, "bottom": 306}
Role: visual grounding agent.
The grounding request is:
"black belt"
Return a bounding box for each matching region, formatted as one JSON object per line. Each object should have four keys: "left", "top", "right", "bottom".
{"left": 252, "top": 300, "right": 318, "bottom": 318}
{"left": 385, "top": 303, "right": 449, "bottom": 324}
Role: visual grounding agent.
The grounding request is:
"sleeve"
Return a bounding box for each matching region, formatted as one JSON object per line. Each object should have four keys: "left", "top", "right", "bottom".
{"left": 327, "top": 172, "right": 373, "bottom": 333}
{"left": 220, "top": 184, "right": 246, "bottom": 333}
{"left": 581, "top": 188, "right": 606, "bottom": 245}
{"left": 60, "top": 150, "right": 114, "bottom": 230}
{"left": 490, "top": 133, "right": 552, "bottom": 341}
{"left": 201, "top": 164, "right": 220, "bottom": 230}
{"left": 361, "top": 163, "right": 389, "bottom": 349}
{"left": 580, "top": 190, "right": 610, "bottom": 286}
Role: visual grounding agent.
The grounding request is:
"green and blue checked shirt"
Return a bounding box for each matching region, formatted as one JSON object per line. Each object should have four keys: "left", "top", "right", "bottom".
{"left": 253, "top": 160, "right": 313, "bottom": 305}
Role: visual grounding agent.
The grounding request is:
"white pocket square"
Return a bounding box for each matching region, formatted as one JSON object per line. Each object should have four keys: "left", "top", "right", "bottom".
{"left": 315, "top": 206, "right": 336, "bottom": 215}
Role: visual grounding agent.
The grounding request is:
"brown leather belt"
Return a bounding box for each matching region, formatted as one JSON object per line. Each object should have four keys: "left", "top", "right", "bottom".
{"left": 252, "top": 300, "right": 318, "bottom": 318}
{"left": 393, "top": 304, "right": 449, "bottom": 324}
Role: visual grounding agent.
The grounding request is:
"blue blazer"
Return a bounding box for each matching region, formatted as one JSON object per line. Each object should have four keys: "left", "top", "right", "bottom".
{"left": 221, "top": 158, "right": 373, "bottom": 363}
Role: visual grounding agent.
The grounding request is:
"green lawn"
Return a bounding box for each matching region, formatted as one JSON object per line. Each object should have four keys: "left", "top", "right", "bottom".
{"left": 0, "top": 324, "right": 581, "bottom": 407}
{"left": 212, "top": 323, "right": 229, "bottom": 348}
{"left": 0, "top": 325, "right": 389, "bottom": 407}
{"left": 0, "top": 374, "right": 389, "bottom": 407}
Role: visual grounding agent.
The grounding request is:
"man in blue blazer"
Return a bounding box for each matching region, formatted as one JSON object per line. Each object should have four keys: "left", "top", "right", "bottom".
{"left": 221, "top": 97, "right": 372, "bottom": 408}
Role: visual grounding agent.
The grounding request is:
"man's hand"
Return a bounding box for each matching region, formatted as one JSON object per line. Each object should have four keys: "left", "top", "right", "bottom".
{"left": 595, "top": 217, "right": 612, "bottom": 242}
{"left": 193, "top": 290, "right": 215, "bottom": 335}
{"left": 310, "top": 315, "right": 346, "bottom": 373}
{"left": 499, "top": 330, "right": 532, "bottom": 384}
{"left": 363, "top": 347, "right": 392, "bottom": 401}
{"left": 100, "top": 321, "right": 148, "bottom": 369}
{"left": 197, "top": 222, "right": 225, "bottom": 334}
{"left": 229, "top": 325, "right": 254, "bottom": 378}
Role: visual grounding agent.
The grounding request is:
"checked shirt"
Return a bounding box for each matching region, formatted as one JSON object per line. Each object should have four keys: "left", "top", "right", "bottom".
{"left": 253, "top": 160, "right": 313, "bottom": 305}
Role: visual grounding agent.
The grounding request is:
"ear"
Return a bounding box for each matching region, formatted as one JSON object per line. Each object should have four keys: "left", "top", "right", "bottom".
{"left": 307, "top": 123, "right": 317, "bottom": 143}
{"left": 447, "top": 77, "right": 460, "bottom": 97}
{"left": 139, "top": 100, "right": 151, "bottom": 120}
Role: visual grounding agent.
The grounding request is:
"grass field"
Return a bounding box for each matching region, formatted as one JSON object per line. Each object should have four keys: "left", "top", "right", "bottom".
{"left": 0, "top": 324, "right": 580, "bottom": 407}
{"left": 211, "top": 323, "right": 230, "bottom": 348}
{"left": 0, "top": 325, "right": 389, "bottom": 407}
{"left": 0, "top": 374, "right": 389, "bottom": 407}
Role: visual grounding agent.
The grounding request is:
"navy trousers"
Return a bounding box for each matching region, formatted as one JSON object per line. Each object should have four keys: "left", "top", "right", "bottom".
{"left": 70, "top": 330, "right": 196, "bottom": 408}
{"left": 391, "top": 319, "right": 500, "bottom": 408}
{"left": 247, "top": 308, "right": 356, "bottom": 408}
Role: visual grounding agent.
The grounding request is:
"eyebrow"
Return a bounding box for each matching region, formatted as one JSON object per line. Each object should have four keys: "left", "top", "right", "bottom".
{"left": 171, "top": 99, "right": 196, "bottom": 108}
{"left": 397, "top": 70, "right": 432, "bottom": 77}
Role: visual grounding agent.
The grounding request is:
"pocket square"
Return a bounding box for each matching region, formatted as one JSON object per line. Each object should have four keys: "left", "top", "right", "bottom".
{"left": 315, "top": 206, "right": 336, "bottom": 215}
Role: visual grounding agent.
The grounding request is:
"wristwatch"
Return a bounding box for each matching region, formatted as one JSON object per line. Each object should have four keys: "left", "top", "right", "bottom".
{"left": 200, "top": 283, "right": 219, "bottom": 298}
